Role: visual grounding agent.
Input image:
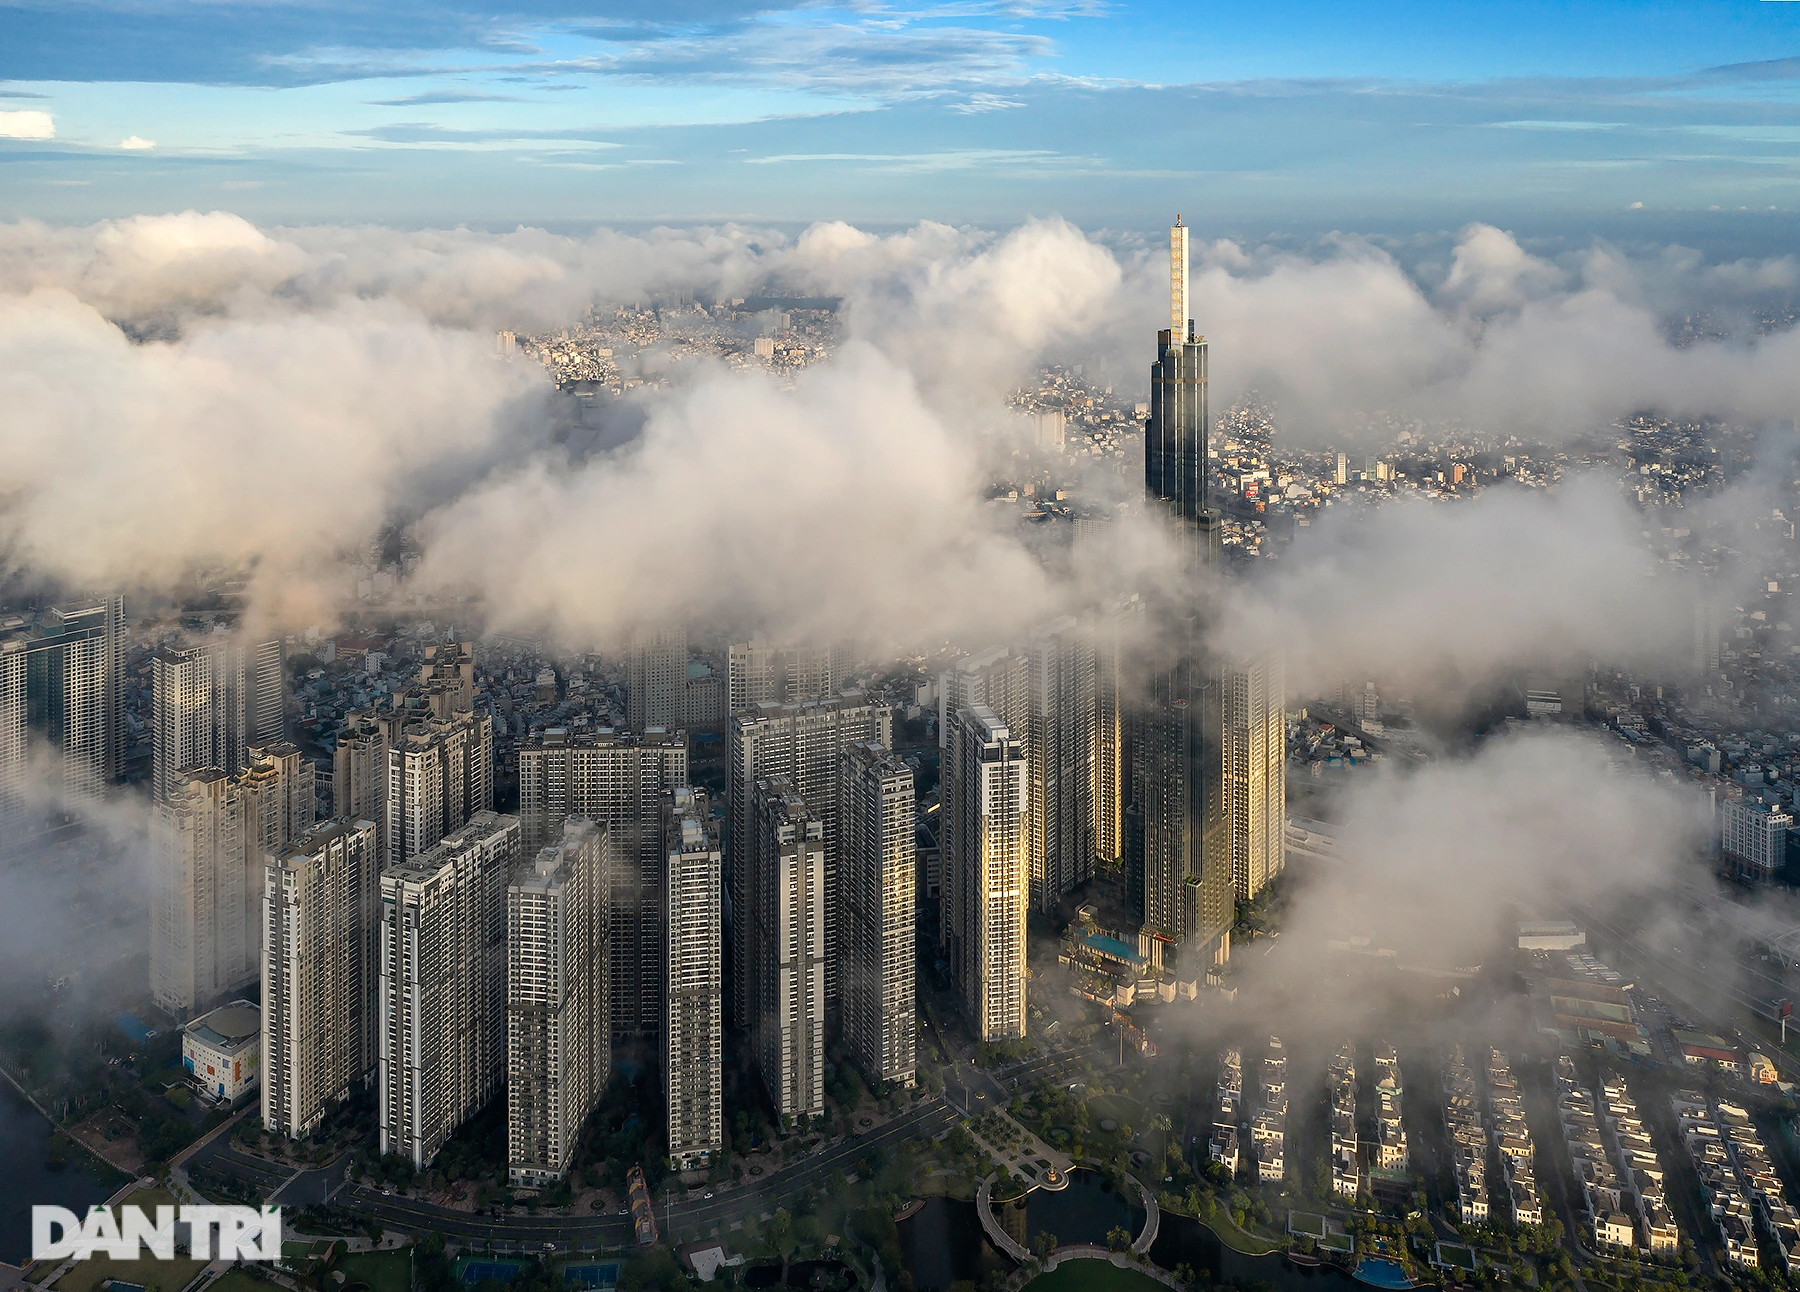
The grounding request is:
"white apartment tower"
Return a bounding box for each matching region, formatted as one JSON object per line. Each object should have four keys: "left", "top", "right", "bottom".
{"left": 748, "top": 777, "right": 826, "bottom": 1125}
{"left": 151, "top": 742, "right": 314, "bottom": 1016}
{"left": 841, "top": 744, "right": 917, "bottom": 1088}
{"left": 378, "top": 812, "right": 517, "bottom": 1168}
{"left": 942, "top": 705, "right": 1029, "bottom": 1042}
{"left": 727, "top": 640, "right": 844, "bottom": 714}
{"left": 517, "top": 727, "right": 687, "bottom": 1039}
{"left": 507, "top": 818, "right": 609, "bottom": 1185}
{"left": 262, "top": 818, "right": 379, "bottom": 1138}
{"left": 0, "top": 596, "right": 125, "bottom": 835}
{"left": 334, "top": 709, "right": 403, "bottom": 829}
{"left": 626, "top": 625, "right": 688, "bottom": 731}
{"left": 151, "top": 768, "right": 249, "bottom": 1014}
{"left": 664, "top": 788, "right": 723, "bottom": 1170}
{"left": 727, "top": 694, "right": 890, "bottom": 1026}
{"left": 1723, "top": 798, "right": 1792, "bottom": 878}
{"left": 152, "top": 634, "right": 284, "bottom": 805}
{"left": 385, "top": 711, "right": 493, "bottom": 866}
{"left": 1226, "top": 652, "right": 1286, "bottom": 902}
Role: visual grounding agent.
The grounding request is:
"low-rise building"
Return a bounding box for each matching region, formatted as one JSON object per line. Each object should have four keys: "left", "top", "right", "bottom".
{"left": 182, "top": 1001, "right": 259, "bottom": 1104}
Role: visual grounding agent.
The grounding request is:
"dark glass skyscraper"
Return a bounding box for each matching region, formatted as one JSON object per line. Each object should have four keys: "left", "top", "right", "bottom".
{"left": 1132, "top": 218, "right": 1232, "bottom": 975}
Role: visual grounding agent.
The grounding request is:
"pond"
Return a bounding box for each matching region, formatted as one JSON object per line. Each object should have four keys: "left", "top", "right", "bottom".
{"left": 1150, "top": 1213, "right": 1354, "bottom": 1292}
{"left": 0, "top": 1078, "right": 121, "bottom": 1264}
{"left": 895, "top": 1195, "right": 1008, "bottom": 1292}
{"left": 1008, "top": 1169, "right": 1143, "bottom": 1250}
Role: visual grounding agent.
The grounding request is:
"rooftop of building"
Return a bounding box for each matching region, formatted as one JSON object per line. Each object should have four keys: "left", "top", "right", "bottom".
{"left": 185, "top": 1001, "right": 259, "bottom": 1051}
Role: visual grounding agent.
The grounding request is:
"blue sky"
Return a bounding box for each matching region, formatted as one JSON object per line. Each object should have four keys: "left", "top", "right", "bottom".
{"left": 2, "top": 0, "right": 1800, "bottom": 235}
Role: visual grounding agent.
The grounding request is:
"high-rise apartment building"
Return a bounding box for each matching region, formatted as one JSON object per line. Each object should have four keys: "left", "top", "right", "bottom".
{"left": 727, "top": 640, "right": 844, "bottom": 714}
{"left": 1136, "top": 651, "right": 1231, "bottom": 966}
{"left": 385, "top": 711, "right": 493, "bottom": 866}
{"left": 941, "top": 705, "right": 1029, "bottom": 1042}
{"left": 333, "top": 710, "right": 403, "bottom": 825}
{"left": 152, "top": 634, "right": 285, "bottom": 805}
{"left": 747, "top": 777, "right": 826, "bottom": 1124}
{"left": 664, "top": 788, "right": 723, "bottom": 1170}
{"left": 151, "top": 768, "right": 249, "bottom": 1014}
{"left": 1694, "top": 603, "right": 1723, "bottom": 677}
{"left": 1226, "top": 654, "right": 1285, "bottom": 903}
{"left": 727, "top": 695, "right": 890, "bottom": 1025}
{"left": 0, "top": 597, "right": 126, "bottom": 834}
{"left": 938, "top": 646, "right": 1028, "bottom": 748}
{"left": 378, "top": 812, "right": 517, "bottom": 1168}
{"left": 240, "top": 742, "right": 316, "bottom": 867}
{"left": 940, "top": 628, "right": 1103, "bottom": 916}
{"left": 418, "top": 642, "right": 476, "bottom": 717}
{"left": 262, "top": 818, "right": 379, "bottom": 1138}
{"left": 1025, "top": 617, "right": 1098, "bottom": 913}
{"left": 507, "top": 818, "right": 609, "bottom": 1186}
{"left": 151, "top": 742, "right": 314, "bottom": 1016}
{"left": 841, "top": 744, "right": 916, "bottom": 1088}
{"left": 517, "top": 726, "right": 687, "bottom": 1040}
{"left": 626, "top": 626, "right": 688, "bottom": 731}
{"left": 1723, "top": 798, "right": 1792, "bottom": 878}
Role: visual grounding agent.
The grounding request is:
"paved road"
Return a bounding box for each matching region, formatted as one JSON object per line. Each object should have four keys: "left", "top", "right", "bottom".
{"left": 199, "top": 1099, "right": 958, "bottom": 1250}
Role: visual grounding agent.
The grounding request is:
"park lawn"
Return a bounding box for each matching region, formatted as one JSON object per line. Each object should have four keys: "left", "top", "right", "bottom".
{"left": 337, "top": 1248, "right": 412, "bottom": 1292}
{"left": 1289, "top": 1211, "right": 1328, "bottom": 1238}
{"left": 208, "top": 1270, "right": 273, "bottom": 1292}
{"left": 1026, "top": 1259, "right": 1168, "bottom": 1292}
{"left": 53, "top": 1252, "right": 208, "bottom": 1292}
{"left": 50, "top": 1183, "right": 202, "bottom": 1292}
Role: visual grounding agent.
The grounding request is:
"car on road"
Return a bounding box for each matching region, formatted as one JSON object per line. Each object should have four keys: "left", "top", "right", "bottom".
{"left": 704, "top": 1191, "right": 713, "bottom": 1199}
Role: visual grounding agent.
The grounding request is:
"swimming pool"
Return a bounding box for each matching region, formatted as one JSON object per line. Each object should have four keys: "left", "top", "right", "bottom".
{"left": 1353, "top": 1257, "right": 1415, "bottom": 1289}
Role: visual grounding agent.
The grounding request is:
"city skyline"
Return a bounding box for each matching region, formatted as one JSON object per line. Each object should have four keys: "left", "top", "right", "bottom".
{"left": 4, "top": 3, "right": 1800, "bottom": 1272}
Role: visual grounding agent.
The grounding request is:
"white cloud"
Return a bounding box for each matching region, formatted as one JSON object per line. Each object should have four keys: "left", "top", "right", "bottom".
{"left": 0, "top": 110, "right": 54, "bottom": 140}
{"left": 119, "top": 136, "right": 156, "bottom": 150}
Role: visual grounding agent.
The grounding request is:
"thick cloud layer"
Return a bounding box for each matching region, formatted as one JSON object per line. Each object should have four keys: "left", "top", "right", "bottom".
{"left": 1212, "top": 474, "right": 1698, "bottom": 703}
{"left": 0, "top": 209, "right": 1794, "bottom": 658}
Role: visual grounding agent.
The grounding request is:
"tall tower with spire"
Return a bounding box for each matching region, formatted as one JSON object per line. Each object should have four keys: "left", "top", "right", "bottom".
{"left": 1132, "top": 215, "right": 1233, "bottom": 979}
{"left": 1146, "top": 217, "right": 1220, "bottom": 570}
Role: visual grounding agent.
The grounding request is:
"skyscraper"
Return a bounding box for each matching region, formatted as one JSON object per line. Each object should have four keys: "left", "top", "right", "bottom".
{"left": 664, "top": 788, "right": 723, "bottom": 1170}
{"left": 1136, "top": 217, "right": 1234, "bottom": 976}
{"left": 333, "top": 709, "right": 403, "bottom": 827}
{"left": 151, "top": 768, "right": 249, "bottom": 1015}
{"left": 727, "top": 640, "right": 845, "bottom": 714}
{"left": 626, "top": 626, "right": 688, "bottom": 731}
{"left": 151, "top": 742, "right": 314, "bottom": 1016}
{"left": 385, "top": 711, "right": 493, "bottom": 867}
{"left": 378, "top": 812, "right": 516, "bottom": 1168}
{"left": 152, "top": 634, "right": 285, "bottom": 805}
{"left": 1025, "top": 617, "right": 1098, "bottom": 913}
{"left": 262, "top": 818, "right": 380, "bottom": 1138}
{"left": 728, "top": 694, "right": 891, "bottom": 1025}
{"left": 941, "top": 705, "right": 1029, "bottom": 1042}
{"left": 1225, "top": 653, "right": 1285, "bottom": 903}
{"left": 0, "top": 597, "right": 125, "bottom": 834}
{"left": 747, "top": 776, "right": 826, "bottom": 1124}
{"left": 239, "top": 742, "right": 317, "bottom": 869}
{"left": 517, "top": 726, "right": 687, "bottom": 1040}
{"left": 1146, "top": 217, "right": 1220, "bottom": 570}
{"left": 507, "top": 818, "right": 609, "bottom": 1186}
{"left": 940, "top": 628, "right": 1101, "bottom": 918}
{"left": 841, "top": 744, "right": 917, "bottom": 1089}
